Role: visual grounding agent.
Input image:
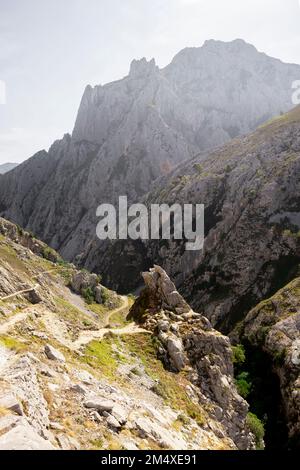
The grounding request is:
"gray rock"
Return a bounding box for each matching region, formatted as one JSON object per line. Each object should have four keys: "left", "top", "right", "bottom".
{"left": 106, "top": 415, "right": 121, "bottom": 430}
{"left": 32, "top": 331, "right": 48, "bottom": 340}
{"left": 94, "top": 285, "right": 103, "bottom": 304}
{"left": 70, "top": 271, "right": 98, "bottom": 295}
{"left": 44, "top": 344, "right": 66, "bottom": 363}
{"left": 111, "top": 404, "right": 129, "bottom": 425}
{"left": 291, "top": 339, "right": 300, "bottom": 366}
{"left": 0, "top": 420, "right": 56, "bottom": 450}
{"left": 166, "top": 336, "right": 186, "bottom": 372}
{"left": 3, "top": 355, "right": 51, "bottom": 436}
{"left": 84, "top": 398, "right": 114, "bottom": 412}
{"left": 0, "top": 393, "right": 23, "bottom": 416}
{"left": 0, "top": 415, "right": 23, "bottom": 434}
{"left": 121, "top": 439, "right": 139, "bottom": 450}
{"left": 70, "top": 383, "right": 87, "bottom": 395}
{"left": 50, "top": 422, "right": 64, "bottom": 431}
{"left": 56, "top": 434, "right": 80, "bottom": 450}
{"left": 157, "top": 320, "right": 170, "bottom": 332}
{"left": 26, "top": 287, "right": 43, "bottom": 304}
{"left": 90, "top": 411, "right": 102, "bottom": 423}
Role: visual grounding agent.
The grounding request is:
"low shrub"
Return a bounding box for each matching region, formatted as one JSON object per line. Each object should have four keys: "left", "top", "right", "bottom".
{"left": 246, "top": 412, "right": 265, "bottom": 449}
{"left": 81, "top": 287, "right": 95, "bottom": 305}
{"left": 235, "top": 372, "right": 252, "bottom": 398}
{"left": 232, "top": 344, "right": 246, "bottom": 366}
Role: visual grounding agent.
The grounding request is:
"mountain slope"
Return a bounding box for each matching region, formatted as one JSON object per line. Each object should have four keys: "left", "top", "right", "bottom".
{"left": 94, "top": 106, "right": 300, "bottom": 332}
{"left": 0, "top": 39, "right": 299, "bottom": 265}
{"left": 0, "top": 218, "right": 254, "bottom": 450}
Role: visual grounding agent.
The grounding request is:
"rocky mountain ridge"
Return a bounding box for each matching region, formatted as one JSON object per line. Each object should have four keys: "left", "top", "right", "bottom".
{"left": 0, "top": 39, "right": 300, "bottom": 267}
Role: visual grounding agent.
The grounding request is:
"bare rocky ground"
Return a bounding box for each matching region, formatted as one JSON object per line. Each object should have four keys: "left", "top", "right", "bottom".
{"left": 0, "top": 218, "right": 254, "bottom": 450}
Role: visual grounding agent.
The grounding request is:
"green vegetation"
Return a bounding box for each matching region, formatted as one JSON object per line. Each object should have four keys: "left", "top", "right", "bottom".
{"left": 274, "top": 348, "right": 286, "bottom": 366}
{"left": 81, "top": 336, "right": 127, "bottom": 380}
{"left": 232, "top": 344, "right": 246, "bottom": 366}
{"left": 81, "top": 287, "right": 95, "bottom": 305}
{"left": 232, "top": 343, "right": 267, "bottom": 444}
{"left": 42, "top": 246, "right": 59, "bottom": 262}
{"left": 150, "top": 381, "right": 168, "bottom": 399}
{"left": 57, "top": 266, "right": 73, "bottom": 285}
{"left": 250, "top": 276, "right": 300, "bottom": 328}
{"left": 235, "top": 372, "right": 252, "bottom": 399}
{"left": 283, "top": 229, "right": 300, "bottom": 240}
{"left": 0, "top": 335, "right": 27, "bottom": 352}
{"left": 16, "top": 224, "right": 24, "bottom": 236}
{"left": 57, "top": 258, "right": 71, "bottom": 268}
{"left": 90, "top": 438, "right": 104, "bottom": 450}
{"left": 55, "top": 296, "right": 96, "bottom": 333}
{"left": 246, "top": 412, "right": 265, "bottom": 450}
{"left": 193, "top": 163, "right": 203, "bottom": 174}
{"left": 130, "top": 366, "right": 143, "bottom": 377}
{"left": 0, "top": 242, "right": 31, "bottom": 277}
{"left": 108, "top": 309, "right": 130, "bottom": 328}
{"left": 26, "top": 230, "right": 36, "bottom": 239}
{"left": 177, "top": 413, "right": 190, "bottom": 426}
{"left": 128, "top": 293, "right": 136, "bottom": 302}
{"left": 101, "top": 288, "right": 110, "bottom": 304}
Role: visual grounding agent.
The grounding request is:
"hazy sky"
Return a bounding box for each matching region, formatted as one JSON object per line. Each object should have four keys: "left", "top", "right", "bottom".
{"left": 1, "top": 0, "right": 300, "bottom": 164}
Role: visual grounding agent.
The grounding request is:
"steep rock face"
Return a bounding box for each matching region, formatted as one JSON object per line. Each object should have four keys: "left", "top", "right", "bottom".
{"left": 0, "top": 163, "right": 18, "bottom": 175}
{"left": 128, "top": 266, "right": 255, "bottom": 450}
{"left": 243, "top": 277, "right": 300, "bottom": 447}
{"left": 163, "top": 39, "right": 300, "bottom": 150}
{"left": 0, "top": 40, "right": 300, "bottom": 267}
{"left": 101, "top": 106, "right": 300, "bottom": 331}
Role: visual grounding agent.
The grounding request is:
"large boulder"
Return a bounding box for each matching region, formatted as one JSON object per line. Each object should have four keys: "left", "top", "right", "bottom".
{"left": 70, "top": 270, "right": 99, "bottom": 295}
{"left": 84, "top": 398, "right": 114, "bottom": 412}
{"left": 0, "top": 419, "right": 55, "bottom": 450}
{"left": 128, "top": 266, "right": 254, "bottom": 450}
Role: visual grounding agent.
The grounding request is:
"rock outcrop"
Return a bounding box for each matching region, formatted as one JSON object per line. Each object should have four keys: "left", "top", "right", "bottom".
{"left": 243, "top": 276, "right": 300, "bottom": 447}
{"left": 129, "top": 266, "right": 255, "bottom": 450}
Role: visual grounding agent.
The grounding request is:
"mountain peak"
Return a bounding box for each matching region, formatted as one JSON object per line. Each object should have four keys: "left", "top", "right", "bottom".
{"left": 129, "top": 57, "right": 158, "bottom": 78}
{"left": 168, "top": 39, "right": 260, "bottom": 67}
{"left": 203, "top": 38, "right": 257, "bottom": 52}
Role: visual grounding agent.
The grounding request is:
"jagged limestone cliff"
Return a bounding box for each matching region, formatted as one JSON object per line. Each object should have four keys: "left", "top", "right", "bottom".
{"left": 0, "top": 40, "right": 299, "bottom": 269}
